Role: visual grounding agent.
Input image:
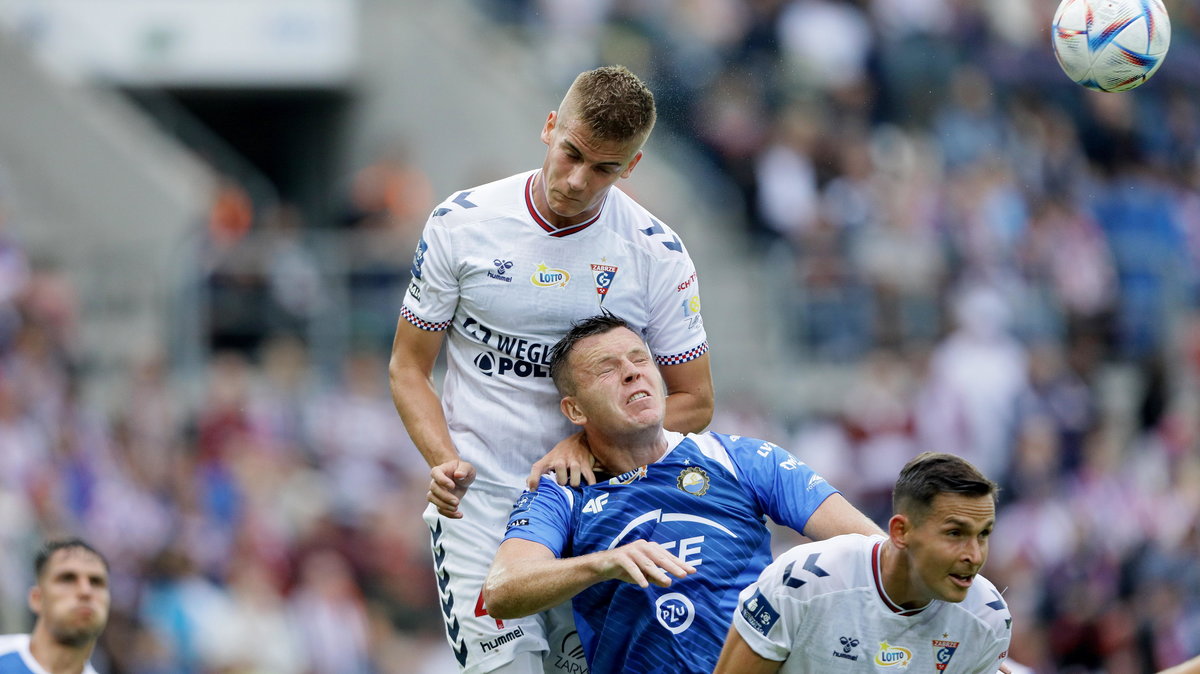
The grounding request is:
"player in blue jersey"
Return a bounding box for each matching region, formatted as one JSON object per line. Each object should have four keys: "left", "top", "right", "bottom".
{"left": 0, "top": 539, "right": 109, "bottom": 674}
{"left": 483, "top": 313, "right": 881, "bottom": 673}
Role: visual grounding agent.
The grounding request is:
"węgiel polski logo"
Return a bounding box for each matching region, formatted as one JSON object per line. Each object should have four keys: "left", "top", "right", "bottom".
{"left": 654, "top": 592, "right": 695, "bottom": 634}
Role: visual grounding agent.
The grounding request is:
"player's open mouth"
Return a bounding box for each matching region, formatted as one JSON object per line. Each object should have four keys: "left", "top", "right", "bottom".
{"left": 950, "top": 573, "right": 974, "bottom": 588}
{"left": 627, "top": 392, "right": 649, "bottom": 404}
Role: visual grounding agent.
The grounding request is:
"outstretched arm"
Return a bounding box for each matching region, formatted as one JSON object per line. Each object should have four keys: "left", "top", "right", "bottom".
{"left": 802, "top": 493, "right": 884, "bottom": 541}
{"left": 483, "top": 538, "right": 696, "bottom": 619}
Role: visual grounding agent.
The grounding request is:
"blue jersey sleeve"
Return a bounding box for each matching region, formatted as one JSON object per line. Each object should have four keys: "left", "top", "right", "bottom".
{"left": 726, "top": 439, "right": 839, "bottom": 535}
{"left": 500, "top": 476, "right": 575, "bottom": 556}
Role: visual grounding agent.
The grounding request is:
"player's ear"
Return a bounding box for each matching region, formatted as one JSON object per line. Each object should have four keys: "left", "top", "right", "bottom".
{"left": 541, "top": 111, "right": 558, "bottom": 145}
{"left": 888, "top": 514, "right": 911, "bottom": 549}
{"left": 28, "top": 585, "right": 42, "bottom": 615}
{"left": 620, "top": 150, "right": 643, "bottom": 179}
{"left": 561, "top": 396, "right": 587, "bottom": 426}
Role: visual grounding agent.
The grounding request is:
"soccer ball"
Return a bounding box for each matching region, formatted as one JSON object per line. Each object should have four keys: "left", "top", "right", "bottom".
{"left": 1051, "top": 0, "right": 1171, "bottom": 92}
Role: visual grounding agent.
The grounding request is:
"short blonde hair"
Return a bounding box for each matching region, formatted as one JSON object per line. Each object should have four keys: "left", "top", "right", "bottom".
{"left": 561, "top": 65, "right": 656, "bottom": 145}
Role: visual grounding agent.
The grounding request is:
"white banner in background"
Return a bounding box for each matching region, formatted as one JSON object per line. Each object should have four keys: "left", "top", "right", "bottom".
{"left": 0, "top": 0, "right": 357, "bottom": 87}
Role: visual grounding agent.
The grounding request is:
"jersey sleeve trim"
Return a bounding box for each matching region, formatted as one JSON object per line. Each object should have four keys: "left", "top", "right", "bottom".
{"left": 655, "top": 341, "right": 709, "bottom": 366}
{"left": 401, "top": 305, "right": 452, "bottom": 331}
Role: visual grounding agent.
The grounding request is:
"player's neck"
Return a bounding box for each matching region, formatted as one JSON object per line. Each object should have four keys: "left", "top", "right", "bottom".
{"left": 29, "top": 626, "right": 93, "bottom": 674}
{"left": 529, "top": 171, "right": 601, "bottom": 229}
{"left": 878, "top": 541, "right": 933, "bottom": 612}
{"left": 588, "top": 428, "right": 668, "bottom": 474}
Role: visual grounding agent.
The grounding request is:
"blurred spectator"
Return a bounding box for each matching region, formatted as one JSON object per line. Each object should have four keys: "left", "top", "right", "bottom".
{"left": 915, "top": 283, "right": 1030, "bottom": 483}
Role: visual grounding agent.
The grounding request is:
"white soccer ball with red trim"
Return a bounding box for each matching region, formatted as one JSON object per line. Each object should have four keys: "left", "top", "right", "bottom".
{"left": 1051, "top": 0, "right": 1171, "bottom": 92}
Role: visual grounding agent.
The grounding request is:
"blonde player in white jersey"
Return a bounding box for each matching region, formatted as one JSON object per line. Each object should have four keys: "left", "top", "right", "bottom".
{"left": 716, "top": 452, "right": 1013, "bottom": 674}
{"left": 389, "top": 65, "right": 713, "bottom": 674}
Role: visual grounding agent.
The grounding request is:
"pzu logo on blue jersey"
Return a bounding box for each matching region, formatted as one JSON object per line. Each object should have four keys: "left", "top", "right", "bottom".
{"left": 655, "top": 592, "right": 696, "bottom": 634}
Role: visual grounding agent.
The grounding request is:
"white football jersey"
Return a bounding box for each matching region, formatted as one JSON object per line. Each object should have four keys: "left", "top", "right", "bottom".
{"left": 401, "top": 170, "right": 708, "bottom": 490}
{"left": 733, "top": 534, "right": 1012, "bottom": 674}
{"left": 0, "top": 633, "right": 100, "bottom": 674}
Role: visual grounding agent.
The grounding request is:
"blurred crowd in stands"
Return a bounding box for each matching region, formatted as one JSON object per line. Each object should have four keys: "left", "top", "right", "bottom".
{"left": 1, "top": 0, "right": 1199, "bottom": 672}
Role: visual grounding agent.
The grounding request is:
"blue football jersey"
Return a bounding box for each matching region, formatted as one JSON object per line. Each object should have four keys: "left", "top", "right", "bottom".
{"left": 502, "top": 431, "right": 839, "bottom": 674}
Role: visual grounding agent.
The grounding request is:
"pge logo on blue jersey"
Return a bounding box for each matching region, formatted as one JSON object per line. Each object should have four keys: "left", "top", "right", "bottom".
{"left": 655, "top": 592, "right": 695, "bottom": 635}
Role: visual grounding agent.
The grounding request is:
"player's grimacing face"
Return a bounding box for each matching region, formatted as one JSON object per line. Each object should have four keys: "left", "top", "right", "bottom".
{"left": 31, "top": 548, "right": 110, "bottom": 646}
{"left": 905, "top": 492, "right": 994, "bottom": 604}
{"left": 538, "top": 110, "right": 643, "bottom": 223}
{"left": 566, "top": 328, "right": 665, "bottom": 433}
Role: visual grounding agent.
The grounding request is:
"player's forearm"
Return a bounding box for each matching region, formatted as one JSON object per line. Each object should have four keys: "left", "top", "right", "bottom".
{"left": 664, "top": 389, "right": 714, "bottom": 434}
{"left": 484, "top": 553, "right": 610, "bottom": 619}
{"left": 389, "top": 363, "right": 458, "bottom": 467}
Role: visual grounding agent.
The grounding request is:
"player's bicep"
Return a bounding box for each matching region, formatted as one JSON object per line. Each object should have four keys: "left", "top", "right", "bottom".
{"left": 659, "top": 352, "right": 714, "bottom": 432}
{"left": 493, "top": 537, "right": 557, "bottom": 566}
{"left": 732, "top": 442, "right": 839, "bottom": 531}
{"left": 390, "top": 316, "right": 445, "bottom": 378}
{"left": 802, "top": 493, "right": 882, "bottom": 540}
{"left": 502, "top": 480, "right": 573, "bottom": 556}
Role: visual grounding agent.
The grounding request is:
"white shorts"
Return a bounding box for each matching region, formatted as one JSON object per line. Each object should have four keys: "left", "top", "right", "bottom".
{"left": 423, "top": 483, "right": 588, "bottom": 674}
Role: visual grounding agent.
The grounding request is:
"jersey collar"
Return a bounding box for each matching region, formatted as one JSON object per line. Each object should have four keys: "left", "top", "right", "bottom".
{"left": 871, "top": 540, "right": 930, "bottom": 617}
{"left": 525, "top": 172, "right": 605, "bottom": 237}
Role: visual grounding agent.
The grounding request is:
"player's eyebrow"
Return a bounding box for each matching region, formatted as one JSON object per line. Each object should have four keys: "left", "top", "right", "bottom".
{"left": 563, "top": 140, "right": 624, "bottom": 168}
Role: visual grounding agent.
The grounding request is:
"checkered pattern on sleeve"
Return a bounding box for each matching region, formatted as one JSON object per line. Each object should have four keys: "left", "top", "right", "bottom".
{"left": 401, "top": 305, "right": 452, "bottom": 332}
{"left": 655, "top": 342, "right": 709, "bottom": 366}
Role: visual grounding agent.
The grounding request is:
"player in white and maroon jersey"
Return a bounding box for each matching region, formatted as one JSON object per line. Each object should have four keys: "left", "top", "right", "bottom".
{"left": 717, "top": 453, "right": 1013, "bottom": 674}
{"left": 389, "top": 65, "right": 713, "bottom": 674}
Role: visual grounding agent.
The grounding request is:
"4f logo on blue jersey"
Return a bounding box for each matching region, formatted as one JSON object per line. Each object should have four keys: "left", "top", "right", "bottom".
{"left": 583, "top": 494, "right": 608, "bottom": 514}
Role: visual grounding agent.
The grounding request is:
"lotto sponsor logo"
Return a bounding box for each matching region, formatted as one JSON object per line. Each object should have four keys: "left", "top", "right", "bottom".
{"left": 505, "top": 518, "right": 529, "bottom": 531}
{"left": 479, "top": 626, "right": 525, "bottom": 653}
{"left": 407, "top": 280, "right": 421, "bottom": 302}
{"left": 532, "top": 263, "right": 570, "bottom": 288}
{"left": 874, "top": 642, "right": 913, "bottom": 668}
